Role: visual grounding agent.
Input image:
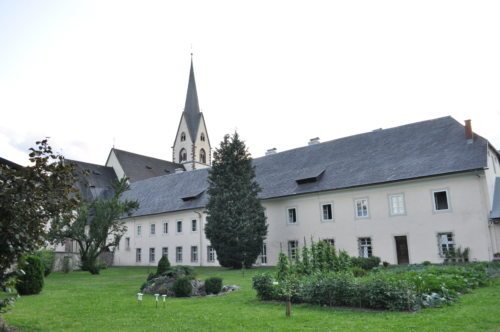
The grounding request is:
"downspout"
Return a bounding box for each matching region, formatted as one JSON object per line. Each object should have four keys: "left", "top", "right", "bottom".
{"left": 194, "top": 210, "right": 203, "bottom": 267}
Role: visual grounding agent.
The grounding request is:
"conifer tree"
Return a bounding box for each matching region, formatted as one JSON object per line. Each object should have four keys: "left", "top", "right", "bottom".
{"left": 205, "top": 132, "right": 267, "bottom": 269}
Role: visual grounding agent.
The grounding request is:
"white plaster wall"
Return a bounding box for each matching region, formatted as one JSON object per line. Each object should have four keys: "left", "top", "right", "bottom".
{"left": 192, "top": 116, "right": 211, "bottom": 169}
{"left": 105, "top": 150, "right": 126, "bottom": 180}
{"left": 172, "top": 116, "right": 194, "bottom": 170}
{"left": 484, "top": 146, "right": 499, "bottom": 208}
{"left": 114, "top": 209, "right": 218, "bottom": 267}
{"left": 113, "top": 172, "right": 495, "bottom": 267}
{"left": 262, "top": 172, "right": 492, "bottom": 265}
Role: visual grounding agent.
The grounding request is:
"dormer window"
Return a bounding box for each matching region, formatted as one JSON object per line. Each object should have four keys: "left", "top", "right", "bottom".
{"left": 181, "top": 132, "right": 186, "bottom": 142}
{"left": 200, "top": 149, "right": 206, "bottom": 164}
{"left": 200, "top": 133, "right": 205, "bottom": 141}
{"left": 179, "top": 148, "right": 187, "bottom": 162}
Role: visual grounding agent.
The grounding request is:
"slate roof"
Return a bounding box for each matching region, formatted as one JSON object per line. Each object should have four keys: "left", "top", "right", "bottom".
{"left": 111, "top": 148, "right": 184, "bottom": 182}
{"left": 491, "top": 178, "right": 500, "bottom": 220}
{"left": 121, "top": 116, "right": 489, "bottom": 218}
{"left": 66, "top": 159, "right": 118, "bottom": 201}
{"left": 183, "top": 59, "right": 202, "bottom": 142}
{"left": 0, "top": 157, "right": 22, "bottom": 169}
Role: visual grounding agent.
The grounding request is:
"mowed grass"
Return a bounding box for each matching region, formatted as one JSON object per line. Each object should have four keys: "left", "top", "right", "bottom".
{"left": 4, "top": 267, "right": 500, "bottom": 332}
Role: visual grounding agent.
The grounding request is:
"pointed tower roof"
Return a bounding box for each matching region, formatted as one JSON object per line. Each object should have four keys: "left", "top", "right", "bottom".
{"left": 183, "top": 57, "right": 202, "bottom": 142}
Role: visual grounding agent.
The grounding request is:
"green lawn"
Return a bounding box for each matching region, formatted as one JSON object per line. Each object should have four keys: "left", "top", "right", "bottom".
{"left": 4, "top": 267, "right": 500, "bottom": 331}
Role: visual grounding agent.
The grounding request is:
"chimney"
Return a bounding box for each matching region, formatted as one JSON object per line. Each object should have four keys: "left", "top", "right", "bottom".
{"left": 308, "top": 137, "right": 320, "bottom": 146}
{"left": 265, "top": 148, "right": 277, "bottom": 156}
{"left": 464, "top": 119, "right": 473, "bottom": 143}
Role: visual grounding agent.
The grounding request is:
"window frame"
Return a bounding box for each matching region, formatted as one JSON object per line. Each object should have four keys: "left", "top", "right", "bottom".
{"left": 125, "top": 237, "right": 130, "bottom": 250}
{"left": 176, "top": 220, "right": 183, "bottom": 234}
{"left": 136, "top": 224, "right": 142, "bottom": 236}
{"left": 437, "top": 232, "right": 455, "bottom": 256}
{"left": 163, "top": 221, "right": 168, "bottom": 235}
{"left": 136, "top": 248, "right": 142, "bottom": 262}
{"left": 323, "top": 238, "right": 335, "bottom": 247}
{"left": 150, "top": 223, "right": 156, "bottom": 236}
{"left": 287, "top": 240, "right": 299, "bottom": 260}
{"left": 199, "top": 148, "right": 206, "bottom": 164}
{"left": 388, "top": 193, "right": 406, "bottom": 216}
{"left": 320, "top": 202, "right": 334, "bottom": 222}
{"left": 162, "top": 247, "right": 168, "bottom": 258}
{"left": 191, "top": 246, "right": 198, "bottom": 263}
{"left": 176, "top": 246, "right": 183, "bottom": 263}
{"left": 149, "top": 247, "right": 155, "bottom": 263}
{"left": 180, "top": 132, "right": 186, "bottom": 142}
{"left": 354, "top": 198, "right": 370, "bottom": 219}
{"left": 207, "top": 246, "right": 215, "bottom": 263}
{"left": 286, "top": 207, "right": 298, "bottom": 225}
{"left": 191, "top": 219, "right": 197, "bottom": 232}
{"left": 432, "top": 189, "right": 451, "bottom": 213}
{"left": 260, "top": 243, "right": 267, "bottom": 264}
{"left": 358, "top": 237, "right": 373, "bottom": 258}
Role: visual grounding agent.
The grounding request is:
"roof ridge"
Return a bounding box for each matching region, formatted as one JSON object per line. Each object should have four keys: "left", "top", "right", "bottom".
{"left": 112, "top": 148, "right": 180, "bottom": 165}
{"left": 254, "top": 116, "right": 455, "bottom": 161}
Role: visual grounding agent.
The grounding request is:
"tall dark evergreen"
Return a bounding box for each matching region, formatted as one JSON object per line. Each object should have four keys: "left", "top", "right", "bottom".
{"left": 205, "top": 132, "right": 267, "bottom": 269}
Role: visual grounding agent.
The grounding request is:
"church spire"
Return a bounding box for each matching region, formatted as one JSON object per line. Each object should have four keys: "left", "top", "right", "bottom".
{"left": 183, "top": 57, "right": 202, "bottom": 142}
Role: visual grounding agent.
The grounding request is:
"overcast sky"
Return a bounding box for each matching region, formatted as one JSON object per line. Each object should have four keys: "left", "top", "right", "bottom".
{"left": 1, "top": 1, "right": 499, "bottom": 166}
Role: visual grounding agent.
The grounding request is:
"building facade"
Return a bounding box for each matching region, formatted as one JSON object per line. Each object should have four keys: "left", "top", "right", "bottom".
{"left": 67, "top": 60, "right": 500, "bottom": 267}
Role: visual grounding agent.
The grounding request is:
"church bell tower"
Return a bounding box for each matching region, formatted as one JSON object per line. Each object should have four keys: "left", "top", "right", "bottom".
{"left": 172, "top": 57, "right": 211, "bottom": 171}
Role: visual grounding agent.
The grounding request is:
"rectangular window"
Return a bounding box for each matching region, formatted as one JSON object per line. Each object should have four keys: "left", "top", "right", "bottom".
{"left": 125, "top": 237, "right": 130, "bottom": 250}
{"left": 150, "top": 223, "right": 156, "bottom": 235}
{"left": 162, "top": 247, "right": 168, "bottom": 258}
{"left": 191, "top": 246, "right": 198, "bottom": 262}
{"left": 355, "top": 199, "right": 369, "bottom": 218}
{"left": 207, "top": 246, "right": 215, "bottom": 262}
{"left": 433, "top": 190, "right": 450, "bottom": 211}
{"left": 149, "top": 248, "right": 155, "bottom": 263}
{"left": 438, "top": 233, "right": 455, "bottom": 256}
{"left": 389, "top": 194, "right": 405, "bottom": 216}
{"left": 191, "top": 220, "right": 197, "bottom": 232}
{"left": 261, "top": 243, "right": 267, "bottom": 264}
{"left": 287, "top": 208, "right": 297, "bottom": 224}
{"left": 323, "top": 238, "right": 335, "bottom": 247}
{"left": 358, "top": 237, "right": 372, "bottom": 258}
{"left": 321, "top": 203, "right": 333, "bottom": 221}
{"left": 137, "top": 225, "right": 142, "bottom": 236}
{"left": 287, "top": 240, "right": 299, "bottom": 260}
{"left": 136, "top": 248, "right": 142, "bottom": 262}
{"left": 176, "top": 246, "right": 183, "bottom": 263}
{"left": 176, "top": 221, "right": 183, "bottom": 233}
{"left": 163, "top": 222, "right": 168, "bottom": 234}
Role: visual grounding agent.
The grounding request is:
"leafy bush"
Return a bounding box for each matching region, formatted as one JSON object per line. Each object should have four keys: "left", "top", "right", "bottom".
{"left": 157, "top": 256, "right": 171, "bottom": 275}
{"left": 359, "top": 276, "right": 418, "bottom": 311}
{"left": 140, "top": 282, "right": 147, "bottom": 292}
{"left": 16, "top": 255, "right": 44, "bottom": 295}
{"left": 147, "top": 272, "right": 156, "bottom": 281}
{"left": 351, "top": 256, "right": 381, "bottom": 270}
{"left": 35, "top": 249, "right": 55, "bottom": 277}
{"left": 252, "top": 273, "right": 276, "bottom": 300}
{"left": 164, "top": 266, "right": 195, "bottom": 279}
{"left": 205, "top": 277, "right": 223, "bottom": 294}
{"left": 351, "top": 266, "right": 367, "bottom": 277}
{"left": 173, "top": 277, "right": 192, "bottom": 297}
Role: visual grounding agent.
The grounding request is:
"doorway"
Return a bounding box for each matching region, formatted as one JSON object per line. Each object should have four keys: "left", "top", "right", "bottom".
{"left": 395, "top": 236, "right": 409, "bottom": 265}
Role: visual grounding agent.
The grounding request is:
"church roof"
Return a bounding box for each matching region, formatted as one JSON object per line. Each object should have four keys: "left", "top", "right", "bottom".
{"left": 66, "top": 159, "right": 118, "bottom": 201}
{"left": 111, "top": 148, "right": 184, "bottom": 183}
{"left": 183, "top": 59, "right": 203, "bottom": 142}
{"left": 121, "top": 116, "right": 489, "bottom": 218}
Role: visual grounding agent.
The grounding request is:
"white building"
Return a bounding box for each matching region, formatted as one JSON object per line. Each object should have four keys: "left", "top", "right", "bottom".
{"left": 67, "top": 60, "right": 500, "bottom": 267}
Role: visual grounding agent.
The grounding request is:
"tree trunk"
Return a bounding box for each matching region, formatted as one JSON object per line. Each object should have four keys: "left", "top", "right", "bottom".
{"left": 286, "top": 297, "right": 291, "bottom": 318}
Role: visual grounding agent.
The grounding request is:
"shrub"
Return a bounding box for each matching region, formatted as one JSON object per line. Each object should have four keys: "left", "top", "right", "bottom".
{"left": 140, "top": 282, "right": 147, "bottom": 292}
{"left": 173, "top": 277, "right": 192, "bottom": 297}
{"left": 147, "top": 272, "right": 156, "bottom": 281}
{"left": 205, "top": 277, "right": 223, "bottom": 294}
{"left": 35, "top": 249, "right": 55, "bottom": 277}
{"left": 351, "top": 256, "right": 381, "bottom": 270}
{"left": 157, "top": 256, "right": 171, "bottom": 275}
{"left": 382, "top": 261, "right": 390, "bottom": 268}
{"left": 422, "top": 261, "right": 432, "bottom": 266}
{"left": 359, "top": 276, "right": 418, "bottom": 311}
{"left": 62, "top": 256, "right": 72, "bottom": 273}
{"left": 16, "top": 255, "right": 44, "bottom": 295}
{"left": 351, "top": 266, "right": 367, "bottom": 277}
{"left": 252, "top": 273, "right": 276, "bottom": 300}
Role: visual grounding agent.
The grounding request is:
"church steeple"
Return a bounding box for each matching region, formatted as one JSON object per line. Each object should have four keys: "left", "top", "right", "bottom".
{"left": 172, "top": 57, "right": 212, "bottom": 171}
{"left": 183, "top": 57, "right": 202, "bottom": 143}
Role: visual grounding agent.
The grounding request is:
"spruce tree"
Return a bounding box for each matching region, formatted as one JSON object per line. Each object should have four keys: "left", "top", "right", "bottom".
{"left": 205, "top": 132, "right": 267, "bottom": 269}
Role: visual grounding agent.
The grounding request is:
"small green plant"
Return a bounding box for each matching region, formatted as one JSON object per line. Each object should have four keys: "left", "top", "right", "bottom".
{"left": 351, "top": 256, "right": 381, "bottom": 270}
{"left": 62, "top": 256, "right": 72, "bottom": 273}
{"left": 252, "top": 273, "right": 276, "bottom": 300}
{"left": 382, "top": 261, "right": 390, "bottom": 268}
{"left": 205, "top": 277, "right": 223, "bottom": 294}
{"left": 173, "top": 277, "right": 192, "bottom": 297}
{"left": 422, "top": 261, "right": 432, "bottom": 266}
{"left": 35, "top": 249, "right": 55, "bottom": 277}
{"left": 157, "top": 256, "right": 171, "bottom": 275}
{"left": 351, "top": 266, "right": 367, "bottom": 277}
{"left": 16, "top": 255, "right": 44, "bottom": 295}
